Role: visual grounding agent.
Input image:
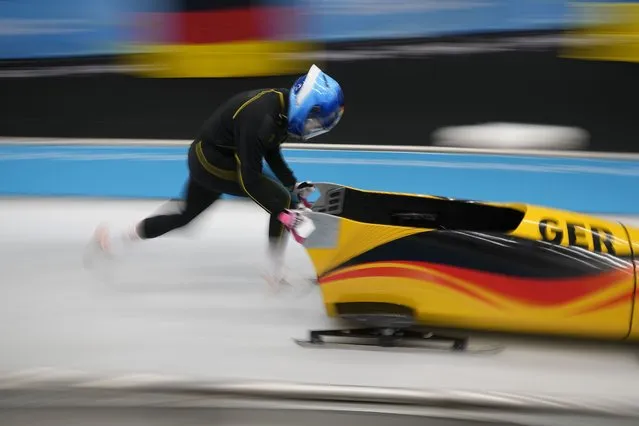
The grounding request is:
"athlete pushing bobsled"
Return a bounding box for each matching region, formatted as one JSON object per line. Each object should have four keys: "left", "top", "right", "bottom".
{"left": 89, "top": 64, "right": 344, "bottom": 290}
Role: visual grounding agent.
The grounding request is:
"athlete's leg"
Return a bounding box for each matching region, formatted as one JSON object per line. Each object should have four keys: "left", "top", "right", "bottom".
{"left": 258, "top": 175, "right": 294, "bottom": 288}
{"left": 91, "top": 177, "right": 220, "bottom": 255}
{"left": 136, "top": 178, "right": 221, "bottom": 239}
{"left": 198, "top": 161, "right": 295, "bottom": 286}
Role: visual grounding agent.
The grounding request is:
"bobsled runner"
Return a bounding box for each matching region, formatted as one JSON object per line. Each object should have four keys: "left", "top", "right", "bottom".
{"left": 294, "top": 183, "right": 639, "bottom": 353}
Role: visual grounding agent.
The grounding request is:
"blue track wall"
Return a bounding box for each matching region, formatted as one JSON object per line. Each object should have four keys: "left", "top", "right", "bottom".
{"left": 1, "top": 144, "right": 637, "bottom": 215}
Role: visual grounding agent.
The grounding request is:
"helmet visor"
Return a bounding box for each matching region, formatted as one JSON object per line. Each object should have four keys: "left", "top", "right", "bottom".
{"left": 301, "top": 105, "right": 344, "bottom": 140}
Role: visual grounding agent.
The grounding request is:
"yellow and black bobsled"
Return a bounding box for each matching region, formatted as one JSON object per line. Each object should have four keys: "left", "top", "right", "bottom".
{"left": 297, "top": 183, "right": 639, "bottom": 350}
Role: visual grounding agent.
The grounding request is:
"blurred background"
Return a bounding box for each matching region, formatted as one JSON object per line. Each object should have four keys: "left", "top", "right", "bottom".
{"left": 0, "top": 0, "right": 638, "bottom": 152}
{"left": 3, "top": 3, "right": 639, "bottom": 424}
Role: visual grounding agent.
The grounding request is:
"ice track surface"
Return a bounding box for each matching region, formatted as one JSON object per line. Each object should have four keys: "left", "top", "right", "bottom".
{"left": 2, "top": 198, "right": 639, "bottom": 399}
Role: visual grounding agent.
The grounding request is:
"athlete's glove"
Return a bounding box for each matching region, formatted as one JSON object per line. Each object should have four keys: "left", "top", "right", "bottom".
{"left": 278, "top": 208, "right": 316, "bottom": 243}
{"left": 292, "top": 181, "right": 315, "bottom": 209}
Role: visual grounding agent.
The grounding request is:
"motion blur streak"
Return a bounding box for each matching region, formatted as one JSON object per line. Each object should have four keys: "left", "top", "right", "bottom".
{"left": 1, "top": 198, "right": 639, "bottom": 400}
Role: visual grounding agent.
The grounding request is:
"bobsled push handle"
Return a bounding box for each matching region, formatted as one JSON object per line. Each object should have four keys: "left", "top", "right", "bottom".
{"left": 310, "top": 182, "right": 347, "bottom": 216}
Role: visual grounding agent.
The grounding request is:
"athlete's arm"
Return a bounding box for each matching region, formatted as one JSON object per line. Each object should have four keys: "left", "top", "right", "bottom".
{"left": 233, "top": 96, "right": 290, "bottom": 215}
{"left": 264, "top": 147, "right": 296, "bottom": 189}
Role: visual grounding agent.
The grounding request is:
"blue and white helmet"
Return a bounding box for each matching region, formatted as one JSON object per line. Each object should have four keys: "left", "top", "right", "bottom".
{"left": 288, "top": 64, "right": 344, "bottom": 141}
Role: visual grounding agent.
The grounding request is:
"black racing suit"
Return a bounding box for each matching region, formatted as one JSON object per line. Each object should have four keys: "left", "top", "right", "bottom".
{"left": 138, "top": 88, "right": 298, "bottom": 244}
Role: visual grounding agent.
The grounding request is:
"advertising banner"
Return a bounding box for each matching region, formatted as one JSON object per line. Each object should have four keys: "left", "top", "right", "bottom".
{"left": 563, "top": 0, "right": 639, "bottom": 63}
{"left": 0, "top": 0, "right": 310, "bottom": 61}
{"left": 299, "top": 0, "right": 572, "bottom": 41}
{"left": 125, "top": 0, "right": 315, "bottom": 78}
{"left": 0, "top": 0, "right": 138, "bottom": 59}
{"left": 4, "top": 0, "right": 624, "bottom": 60}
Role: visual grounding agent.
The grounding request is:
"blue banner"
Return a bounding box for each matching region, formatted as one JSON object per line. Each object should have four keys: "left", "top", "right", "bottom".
{"left": 300, "top": 0, "right": 572, "bottom": 41}
{"left": 0, "top": 0, "right": 599, "bottom": 59}
{"left": 0, "top": 0, "right": 141, "bottom": 59}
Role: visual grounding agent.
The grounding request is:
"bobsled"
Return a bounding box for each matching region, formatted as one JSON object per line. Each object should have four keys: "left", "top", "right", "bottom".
{"left": 296, "top": 183, "right": 639, "bottom": 350}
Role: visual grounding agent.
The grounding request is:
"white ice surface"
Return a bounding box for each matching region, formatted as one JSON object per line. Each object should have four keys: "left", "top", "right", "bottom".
{"left": 1, "top": 198, "right": 639, "bottom": 399}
